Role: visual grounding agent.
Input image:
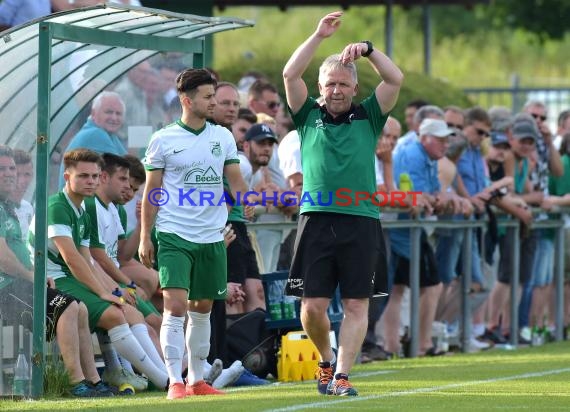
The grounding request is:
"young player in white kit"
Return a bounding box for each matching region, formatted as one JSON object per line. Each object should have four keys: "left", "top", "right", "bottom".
{"left": 139, "top": 69, "right": 250, "bottom": 400}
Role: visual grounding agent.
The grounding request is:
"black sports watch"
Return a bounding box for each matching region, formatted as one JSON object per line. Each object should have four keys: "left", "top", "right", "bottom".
{"left": 361, "top": 40, "right": 373, "bottom": 57}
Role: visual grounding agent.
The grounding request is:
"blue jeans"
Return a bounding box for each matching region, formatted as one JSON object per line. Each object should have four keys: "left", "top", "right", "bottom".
{"left": 435, "top": 227, "right": 464, "bottom": 285}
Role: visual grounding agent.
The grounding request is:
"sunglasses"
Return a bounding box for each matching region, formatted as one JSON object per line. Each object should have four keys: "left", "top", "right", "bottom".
{"left": 260, "top": 100, "right": 281, "bottom": 110}
{"left": 475, "top": 128, "right": 490, "bottom": 137}
{"left": 531, "top": 113, "right": 547, "bottom": 122}
{"left": 446, "top": 122, "right": 464, "bottom": 130}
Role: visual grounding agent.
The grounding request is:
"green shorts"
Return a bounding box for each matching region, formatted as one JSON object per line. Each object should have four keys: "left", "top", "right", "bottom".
{"left": 54, "top": 276, "right": 112, "bottom": 332}
{"left": 157, "top": 231, "right": 227, "bottom": 300}
{"left": 118, "top": 282, "right": 161, "bottom": 318}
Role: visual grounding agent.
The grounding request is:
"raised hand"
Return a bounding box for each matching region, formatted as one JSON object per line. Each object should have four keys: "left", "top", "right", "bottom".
{"left": 315, "top": 11, "right": 343, "bottom": 38}
{"left": 340, "top": 42, "right": 369, "bottom": 64}
{"left": 376, "top": 137, "right": 393, "bottom": 163}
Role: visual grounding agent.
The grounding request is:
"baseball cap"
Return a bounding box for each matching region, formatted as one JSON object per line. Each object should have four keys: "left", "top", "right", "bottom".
{"left": 490, "top": 131, "right": 510, "bottom": 146}
{"left": 419, "top": 118, "right": 455, "bottom": 138}
{"left": 511, "top": 119, "right": 538, "bottom": 142}
{"left": 244, "top": 123, "right": 278, "bottom": 143}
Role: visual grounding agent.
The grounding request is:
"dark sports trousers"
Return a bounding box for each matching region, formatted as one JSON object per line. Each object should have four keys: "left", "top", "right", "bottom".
{"left": 226, "top": 221, "right": 260, "bottom": 284}
{"left": 287, "top": 212, "right": 388, "bottom": 299}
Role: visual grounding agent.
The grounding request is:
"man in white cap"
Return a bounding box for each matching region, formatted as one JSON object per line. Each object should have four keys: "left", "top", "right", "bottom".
{"left": 381, "top": 118, "right": 462, "bottom": 357}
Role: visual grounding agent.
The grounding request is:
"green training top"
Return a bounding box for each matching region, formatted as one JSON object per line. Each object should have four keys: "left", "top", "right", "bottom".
{"left": 29, "top": 191, "right": 91, "bottom": 280}
{"left": 291, "top": 93, "right": 388, "bottom": 218}
{"left": 0, "top": 200, "right": 31, "bottom": 275}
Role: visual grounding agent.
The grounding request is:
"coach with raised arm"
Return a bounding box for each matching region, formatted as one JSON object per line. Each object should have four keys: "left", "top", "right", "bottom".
{"left": 282, "top": 11, "right": 403, "bottom": 396}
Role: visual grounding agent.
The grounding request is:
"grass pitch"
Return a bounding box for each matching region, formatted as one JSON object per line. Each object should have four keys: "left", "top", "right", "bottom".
{"left": 2, "top": 341, "right": 570, "bottom": 411}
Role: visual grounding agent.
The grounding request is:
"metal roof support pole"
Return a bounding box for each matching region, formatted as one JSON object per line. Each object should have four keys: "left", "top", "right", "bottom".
{"left": 554, "top": 225, "right": 565, "bottom": 341}
{"left": 385, "top": 0, "right": 393, "bottom": 58}
{"left": 508, "top": 225, "right": 520, "bottom": 348}
{"left": 33, "top": 22, "right": 53, "bottom": 399}
{"left": 408, "top": 226, "right": 421, "bottom": 358}
{"left": 460, "top": 228, "right": 473, "bottom": 353}
{"left": 422, "top": 3, "right": 431, "bottom": 76}
{"left": 194, "top": 38, "right": 205, "bottom": 68}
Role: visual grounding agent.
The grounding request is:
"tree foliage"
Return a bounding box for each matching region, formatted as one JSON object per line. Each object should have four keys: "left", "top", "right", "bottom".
{"left": 485, "top": 0, "right": 570, "bottom": 40}
{"left": 406, "top": 1, "right": 570, "bottom": 41}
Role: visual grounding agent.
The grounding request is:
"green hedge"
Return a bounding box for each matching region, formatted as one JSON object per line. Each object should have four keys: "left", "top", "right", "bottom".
{"left": 216, "top": 55, "right": 473, "bottom": 125}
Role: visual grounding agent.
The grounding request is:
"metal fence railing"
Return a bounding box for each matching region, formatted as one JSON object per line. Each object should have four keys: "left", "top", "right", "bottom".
{"left": 249, "top": 206, "right": 569, "bottom": 358}
{"left": 463, "top": 85, "right": 570, "bottom": 128}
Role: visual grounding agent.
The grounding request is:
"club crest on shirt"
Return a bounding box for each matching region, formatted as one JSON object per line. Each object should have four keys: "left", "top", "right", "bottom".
{"left": 210, "top": 141, "right": 222, "bottom": 158}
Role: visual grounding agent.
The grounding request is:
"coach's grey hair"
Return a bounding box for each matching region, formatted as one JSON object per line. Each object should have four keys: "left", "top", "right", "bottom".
{"left": 319, "top": 54, "right": 358, "bottom": 85}
{"left": 92, "top": 91, "right": 126, "bottom": 113}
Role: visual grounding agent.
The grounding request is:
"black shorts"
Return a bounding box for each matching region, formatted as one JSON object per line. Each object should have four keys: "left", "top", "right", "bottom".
{"left": 286, "top": 212, "right": 387, "bottom": 299}
{"left": 226, "top": 221, "right": 260, "bottom": 285}
{"left": 392, "top": 232, "right": 440, "bottom": 288}
{"left": 497, "top": 229, "right": 537, "bottom": 285}
{"left": 45, "top": 287, "right": 79, "bottom": 340}
{"left": 0, "top": 278, "right": 78, "bottom": 341}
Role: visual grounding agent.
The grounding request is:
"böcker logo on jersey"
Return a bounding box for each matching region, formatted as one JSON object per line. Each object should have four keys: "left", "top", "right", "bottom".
{"left": 184, "top": 166, "right": 221, "bottom": 187}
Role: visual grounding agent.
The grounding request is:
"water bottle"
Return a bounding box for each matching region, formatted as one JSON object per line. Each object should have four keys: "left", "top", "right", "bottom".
{"left": 13, "top": 348, "right": 31, "bottom": 396}
{"left": 268, "top": 282, "right": 284, "bottom": 320}
{"left": 126, "top": 281, "right": 137, "bottom": 296}
{"left": 112, "top": 287, "right": 125, "bottom": 304}
{"left": 282, "top": 296, "right": 297, "bottom": 320}
{"left": 399, "top": 172, "right": 413, "bottom": 192}
{"left": 437, "top": 322, "right": 449, "bottom": 353}
{"left": 531, "top": 325, "right": 542, "bottom": 346}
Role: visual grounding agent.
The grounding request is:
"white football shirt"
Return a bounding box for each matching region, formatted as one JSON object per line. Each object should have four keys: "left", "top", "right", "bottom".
{"left": 144, "top": 120, "right": 239, "bottom": 243}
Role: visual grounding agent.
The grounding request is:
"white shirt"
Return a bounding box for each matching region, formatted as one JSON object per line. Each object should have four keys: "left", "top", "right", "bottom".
{"left": 238, "top": 152, "right": 253, "bottom": 187}
{"left": 375, "top": 157, "right": 385, "bottom": 186}
{"left": 143, "top": 121, "right": 239, "bottom": 243}
{"left": 278, "top": 130, "right": 302, "bottom": 180}
{"left": 123, "top": 189, "right": 143, "bottom": 234}
{"left": 553, "top": 135, "right": 562, "bottom": 151}
{"left": 89, "top": 197, "right": 124, "bottom": 268}
{"left": 251, "top": 149, "right": 288, "bottom": 226}
{"left": 15, "top": 199, "right": 33, "bottom": 241}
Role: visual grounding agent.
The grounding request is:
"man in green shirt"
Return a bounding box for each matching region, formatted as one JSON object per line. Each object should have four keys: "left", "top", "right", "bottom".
{"left": 0, "top": 145, "right": 113, "bottom": 397}
{"left": 282, "top": 11, "right": 403, "bottom": 396}
{"left": 33, "top": 148, "right": 168, "bottom": 390}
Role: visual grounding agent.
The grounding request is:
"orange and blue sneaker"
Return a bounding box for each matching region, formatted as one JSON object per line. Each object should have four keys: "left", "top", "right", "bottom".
{"left": 326, "top": 373, "right": 358, "bottom": 396}
{"left": 166, "top": 382, "right": 186, "bottom": 400}
{"left": 316, "top": 361, "right": 335, "bottom": 395}
{"left": 186, "top": 380, "right": 225, "bottom": 395}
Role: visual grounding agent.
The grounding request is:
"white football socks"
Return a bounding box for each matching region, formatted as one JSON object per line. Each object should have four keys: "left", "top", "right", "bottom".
{"left": 160, "top": 314, "right": 185, "bottom": 384}
{"left": 186, "top": 311, "right": 211, "bottom": 385}
{"left": 108, "top": 323, "right": 168, "bottom": 388}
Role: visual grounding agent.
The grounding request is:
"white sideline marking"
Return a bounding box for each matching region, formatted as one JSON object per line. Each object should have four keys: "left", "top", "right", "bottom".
{"left": 265, "top": 367, "right": 570, "bottom": 412}
{"left": 227, "top": 370, "right": 394, "bottom": 393}
{"left": 351, "top": 370, "right": 395, "bottom": 378}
